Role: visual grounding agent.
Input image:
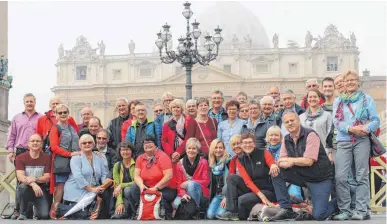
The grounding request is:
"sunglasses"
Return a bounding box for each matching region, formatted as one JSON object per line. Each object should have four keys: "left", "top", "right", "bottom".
{"left": 154, "top": 109, "right": 164, "bottom": 113}
{"left": 57, "top": 111, "right": 68, "bottom": 115}
{"left": 81, "top": 141, "right": 93, "bottom": 145}
{"left": 240, "top": 109, "right": 249, "bottom": 113}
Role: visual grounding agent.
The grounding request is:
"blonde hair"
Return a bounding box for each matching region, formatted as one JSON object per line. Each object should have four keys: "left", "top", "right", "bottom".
{"left": 343, "top": 70, "right": 360, "bottom": 80}
{"left": 169, "top": 99, "right": 185, "bottom": 111}
{"left": 265, "top": 125, "right": 282, "bottom": 143}
{"left": 229, "top": 134, "right": 241, "bottom": 147}
{"left": 186, "top": 137, "right": 201, "bottom": 153}
{"left": 79, "top": 134, "right": 95, "bottom": 147}
{"left": 208, "top": 139, "right": 228, "bottom": 167}
{"left": 55, "top": 104, "right": 69, "bottom": 113}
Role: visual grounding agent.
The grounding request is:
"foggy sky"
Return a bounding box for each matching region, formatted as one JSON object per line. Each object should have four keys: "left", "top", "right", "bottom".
{"left": 7, "top": 1, "right": 386, "bottom": 119}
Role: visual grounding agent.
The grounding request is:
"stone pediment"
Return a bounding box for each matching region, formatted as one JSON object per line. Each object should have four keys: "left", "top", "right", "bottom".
{"left": 163, "top": 65, "right": 244, "bottom": 83}
{"left": 64, "top": 36, "right": 98, "bottom": 61}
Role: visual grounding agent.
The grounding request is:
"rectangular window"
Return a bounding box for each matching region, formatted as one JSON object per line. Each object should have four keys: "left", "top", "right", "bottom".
{"left": 255, "top": 64, "right": 269, "bottom": 74}
{"left": 140, "top": 67, "right": 152, "bottom": 77}
{"left": 76, "top": 66, "right": 87, "bottom": 80}
{"left": 113, "top": 69, "right": 121, "bottom": 80}
{"left": 289, "top": 63, "right": 298, "bottom": 74}
{"left": 327, "top": 56, "right": 338, "bottom": 72}
{"left": 223, "top": 64, "right": 232, "bottom": 73}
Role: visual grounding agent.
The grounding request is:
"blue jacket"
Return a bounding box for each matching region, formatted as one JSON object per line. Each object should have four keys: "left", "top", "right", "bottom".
{"left": 333, "top": 93, "right": 380, "bottom": 142}
{"left": 125, "top": 118, "right": 159, "bottom": 148}
{"left": 154, "top": 113, "right": 172, "bottom": 150}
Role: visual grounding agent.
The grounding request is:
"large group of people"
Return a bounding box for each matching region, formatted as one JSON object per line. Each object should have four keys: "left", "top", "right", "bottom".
{"left": 5, "top": 70, "right": 384, "bottom": 221}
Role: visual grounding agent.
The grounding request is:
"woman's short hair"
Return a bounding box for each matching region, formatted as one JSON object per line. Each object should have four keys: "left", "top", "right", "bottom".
{"left": 208, "top": 139, "right": 228, "bottom": 167}
{"left": 241, "top": 132, "right": 256, "bottom": 143}
{"left": 225, "top": 100, "right": 240, "bottom": 110}
{"left": 229, "top": 134, "right": 241, "bottom": 146}
{"left": 169, "top": 99, "right": 185, "bottom": 111}
{"left": 186, "top": 137, "right": 201, "bottom": 152}
{"left": 305, "top": 89, "right": 324, "bottom": 101}
{"left": 343, "top": 70, "right": 360, "bottom": 81}
{"left": 79, "top": 134, "right": 95, "bottom": 147}
{"left": 55, "top": 104, "right": 69, "bottom": 113}
{"left": 196, "top": 97, "right": 209, "bottom": 106}
{"left": 265, "top": 125, "right": 282, "bottom": 143}
{"left": 240, "top": 103, "right": 249, "bottom": 110}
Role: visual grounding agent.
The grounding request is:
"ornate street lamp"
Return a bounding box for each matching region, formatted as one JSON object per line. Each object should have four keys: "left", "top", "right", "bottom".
{"left": 155, "top": 1, "right": 223, "bottom": 100}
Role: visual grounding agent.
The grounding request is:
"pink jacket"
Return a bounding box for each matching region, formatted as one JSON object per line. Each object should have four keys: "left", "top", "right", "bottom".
{"left": 175, "top": 157, "right": 210, "bottom": 198}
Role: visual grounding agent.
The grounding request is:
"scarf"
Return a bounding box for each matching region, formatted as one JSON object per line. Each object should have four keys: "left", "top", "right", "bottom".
{"left": 335, "top": 90, "right": 366, "bottom": 124}
{"left": 339, "top": 90, "right": 365, "bottom": 105}
{"left": 183, "top": 155, "right": 200, "bottom": 177}
{"left": 267, "top": 144, "right": 281, "bottom": 162}
{"left": 211, "top": 159, "right": 225, "bottom": 176}
{"left": 170, "top": 115, "right": 186, "bottom": 150}
{"left": 246, "top": 117, "right": 260, "bottom": 132}
{"left": 146, "top": 154, "right": 156, "bottom": 169}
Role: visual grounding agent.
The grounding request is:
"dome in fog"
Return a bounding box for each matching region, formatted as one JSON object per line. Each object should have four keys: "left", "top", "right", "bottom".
{"left": 196, "top": 1, "right": 270, "bottom": 49}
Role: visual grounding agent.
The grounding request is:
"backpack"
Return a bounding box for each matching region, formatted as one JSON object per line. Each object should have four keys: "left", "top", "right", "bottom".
{"left": 175, "top": 199, "right": 199, "bottom": 220}
{"left": 1, "top": 202, "right": 15, "bottom": 219}
{"left": 137, "top": 190, "right": 163, "bottom": 220}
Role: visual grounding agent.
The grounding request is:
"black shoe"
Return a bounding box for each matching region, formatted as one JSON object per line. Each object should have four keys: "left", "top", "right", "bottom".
{"left": 269, "top": 208, "right": 298, "bottom": 221}
{"left": 295, "top": 212, "right": 314, "bottom": 221}
{"left": 216, "top": 211, "right": 239, "bottom": 221}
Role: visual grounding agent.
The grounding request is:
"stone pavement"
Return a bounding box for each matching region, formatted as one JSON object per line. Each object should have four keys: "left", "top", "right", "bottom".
{"left": 1, "top": 214, "right": 386, "bottom": 224}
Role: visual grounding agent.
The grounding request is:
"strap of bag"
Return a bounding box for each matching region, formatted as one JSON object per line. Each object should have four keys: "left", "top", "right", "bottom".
{"left": 195, "top": 119, "right": 210, "bottom": 150}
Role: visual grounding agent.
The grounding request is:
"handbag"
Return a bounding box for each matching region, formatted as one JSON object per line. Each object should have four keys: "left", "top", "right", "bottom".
{"left": 53, "top": 125, "right": 74, "bottom": 174}
{"left": 347, "top": 98, "right": 385, "bottom": 157}
{"left": 175, "top": 198, "right": 199, "bottom": 220}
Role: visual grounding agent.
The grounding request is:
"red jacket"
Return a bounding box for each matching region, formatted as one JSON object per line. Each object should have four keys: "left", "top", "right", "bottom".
{"left": 161, "top": 115, "right": 196, "bottom": 157}
{"left": 227, "top": 155, "right": 238, "bottom": 181}
{"left": 121, "top": 118, "right": 134, "bottom": 141}
{"left": 36, "top": 110, "right": 78, "bottom": 138}
{"left": 175, "top": 157, "right": 210, "bottom": 198}
{"left": 48, "top": 122, "right": 78, "bottom": 194}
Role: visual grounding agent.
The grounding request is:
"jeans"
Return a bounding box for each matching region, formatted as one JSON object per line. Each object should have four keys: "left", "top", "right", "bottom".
{"left": 18, "top": 183, "right": 49, "bottom": 219}
{"left": 206, "top": 195, "right": 226, "bottom": 219}
{"left": 128, "top": 184, "right": 177, "bottom": 218}
{"left": 273, "top": 168, "right": 337, "bottom": 221}
{"left": 14, "top": 148, "right": 29, "bottom": 212}
{"left": 173, "top": 181, "right": 202, "bottom": 209}
{"left": 225, "top": 175, "right": 277, "bottom": 220}
{"left": 336, "top": 137, "right": 371, "bottom": 216}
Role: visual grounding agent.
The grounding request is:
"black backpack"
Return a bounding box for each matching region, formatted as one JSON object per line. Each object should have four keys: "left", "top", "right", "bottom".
{"left": 174, "top": 199, "right": 199, "bottom": 220}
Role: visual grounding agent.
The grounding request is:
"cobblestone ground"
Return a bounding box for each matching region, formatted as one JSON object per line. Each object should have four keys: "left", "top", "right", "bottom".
{"left": 1, "top": 214, "right": 386, "bottom": 224}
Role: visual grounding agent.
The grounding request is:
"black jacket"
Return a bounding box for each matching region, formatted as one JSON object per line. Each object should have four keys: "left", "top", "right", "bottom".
{"left": 107, "top": 115, "right": 130, "bottom": 149}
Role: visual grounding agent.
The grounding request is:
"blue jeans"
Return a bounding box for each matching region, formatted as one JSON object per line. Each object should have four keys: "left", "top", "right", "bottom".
{"left": 206, "top": 195, "right": 226, "bottom": 219}
{"left": 273, "top": 169, "right": 337, "bottom": 221}
{"left": 18, "top": 184, "right": 49, "bottom": 219}
{"left": 173, "top": 181, "right": 202, "bottom": 209}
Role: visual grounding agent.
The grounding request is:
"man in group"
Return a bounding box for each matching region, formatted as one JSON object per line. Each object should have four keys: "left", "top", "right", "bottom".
{"left": 125, "top": 103, "right": 158, "bottom": 158}
{"left": 77, "top": 107, "right": 93, "bottom": 131}
{"left": 278, "top": 90, "right": 305, "bottom": 135}
{"left": 208, "top": 90, "right": 228, "bottom": 122}
{"left": 236, "top": 92, "right": 248, "bottom": 104}
{"left": 268, "top": 87, "right": 280, "bottom": 100}
{"left": 155, "top": 92, "right": 174, "bottom": 148}
{"left": 152, "top": 103, "right": 164, "bottom": 119}
{"left": 300, "top": 79, "right": 325, "bottom": 109}
{"left": 259, "top": 96, "right": 278, "bottom": 124}
{"left": 108, "top": 97, "right": 130, "bottom": 149}
{"left": 6, "top": 93, "right": 41, "bottom": 219}
{"left": 15, "top": 134, "right": 51, "bottom": 220}
{"left": 271, "top": 110, "right": 337, "bottom": 221}
{"left": 79, "top": 116, "right": 103, "bottom": 144}
{"left": 186, "top": 99, "right": 198, "bottom": 119}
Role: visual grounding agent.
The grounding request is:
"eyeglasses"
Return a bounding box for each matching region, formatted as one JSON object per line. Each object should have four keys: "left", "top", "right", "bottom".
{"left": 307, "top": 84, "right": 318, "bottom": 88}
{"left": 344, "top": 79, "right": 359, "bottom": 83}
{"left": 154, "top": 109, "right": 164, "bottom": 113}
{"left": 211, "top": 97, "right": 223, "bottom": 100}
{"left": 96, "top": 137, "right": 108, "bottom": 140}
{"left": 57, "top": 111, "right": 68, "bottom": 115}
{"left": 242, "top": 141, "right": 254, "bottom": 145}
{"left": 240, "top": 109, "right": 249, "bottom": 113}
{"left": 164, "top": 99, "right": 173, "bottom": 102}
{"left": 81, "top": 141, "right": 93, "bottom": 145}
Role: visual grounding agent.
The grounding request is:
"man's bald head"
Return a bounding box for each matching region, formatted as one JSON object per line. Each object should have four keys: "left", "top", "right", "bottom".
{"left": 81, "top": 107, "right": 94, "bottom": 125}
{"left": 49, "top": 96, "right": 61, "bottom": 111}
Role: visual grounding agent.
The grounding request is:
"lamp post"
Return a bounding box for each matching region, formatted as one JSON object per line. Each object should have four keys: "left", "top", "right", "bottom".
{"left": 155, "top": 1, "right": 223, "bottom": 100}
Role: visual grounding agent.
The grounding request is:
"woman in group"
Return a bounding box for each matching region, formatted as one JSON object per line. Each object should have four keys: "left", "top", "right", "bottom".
{"left": 206, "top": 139, "right": 230, "bottom": 219}
{"left": 58, "top": 134, "right": 108, "bottom": 220}
{"left": 299, "top": 89, "right": 334, "bottom": 162}
{"left": 238, "top": 104, "right": 249, "bottom": 120}
{"left": 48, "top": 104, "right": 80, "bottom": 219}
{"left": 173, "top": 138, "right": 210, "bottom": 216}
{"left": 194, "top": 98, "right": 218, "bottom": 157}
{"left": 162, "top": 99, "right": 196, "bottom": 163}
{"left": 217, "top": 100, "right": 245, "bottom": 156}
{"left": 128, "top": 135, "right": 176, "bottom": 219}
{"left": 121, "top": 100, "right": 141, "bottom": 142}
{"left": 111, "top": 141, "right": 136, "bottom": 219}
{"left": 333, "top": 70, "right": 380, "bottom": 220}
{"left": 217, "top": 133, "right": 279, "bottom": 221}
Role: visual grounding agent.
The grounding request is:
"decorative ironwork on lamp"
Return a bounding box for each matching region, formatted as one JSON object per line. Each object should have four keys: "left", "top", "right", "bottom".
{"left": 155, "top": 1, "right": 223, "bottom": 100}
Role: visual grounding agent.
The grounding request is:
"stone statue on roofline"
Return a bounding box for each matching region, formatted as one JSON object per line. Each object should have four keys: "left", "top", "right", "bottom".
{"left": 305, "top": 31, "right": 313, "bottom": 48}
{"left": 273, "top": 33, "right": 279, "bottom": 49}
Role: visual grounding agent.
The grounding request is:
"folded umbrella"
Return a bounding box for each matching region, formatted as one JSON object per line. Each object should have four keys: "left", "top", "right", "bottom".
{"left": 60, "top": 192, "right": 96, "bottom": 219}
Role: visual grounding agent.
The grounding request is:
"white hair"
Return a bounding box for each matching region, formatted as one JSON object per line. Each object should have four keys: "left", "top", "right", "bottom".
{"left": 305, "top": 78, "right": 319, "bottom": 86}
{"left": 162, "top": 92, "right": 174, "bottom": 100}
{"left": 186, "top": 99, "right": 197, "bottom": 107}
{"left": 116, "top": 97, "right": 128, "bottom": 106}
{"left": 260, "top": 96, "right": 274, "bottom": 105}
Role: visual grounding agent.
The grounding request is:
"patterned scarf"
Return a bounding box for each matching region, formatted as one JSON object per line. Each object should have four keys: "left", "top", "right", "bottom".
{"left": 211, "top": 159, "right": 225, "bottom": 176}
{"left": 335, "top": 90, "right": 366, "bottom": 123}
{"left": 267, "top": 144, "right": 281, "bottom": 162}
{"left": 171, "top": 115, "right": 185, "bottom": 150}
